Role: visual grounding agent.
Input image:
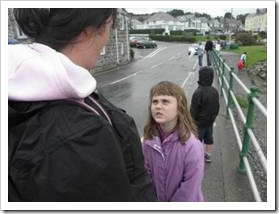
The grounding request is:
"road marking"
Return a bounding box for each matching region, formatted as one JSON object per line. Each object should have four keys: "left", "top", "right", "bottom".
{"left": 168, "top": 56, "right": 175, "bottom": 61}
{"left": 151, "top": 63, "right": 162, "bottom": 69}
{"left": 109, "top": 73, "right": 137, "bottom": 85}
{"left": 144, "top": 47, "right": 167, "bottom": 58}
{"left": 181, "top": 72, "right": 193, "bottom": 88}
{"left": 192, "top": 59, "right": 198, "bottom": 71}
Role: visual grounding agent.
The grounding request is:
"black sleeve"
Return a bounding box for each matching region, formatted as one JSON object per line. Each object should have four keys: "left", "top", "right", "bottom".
{"left": 190, "top": 90, "right": 201, "bottom": 121}
{"left": 10, "top": 104, "right": 135, "bottom": 202}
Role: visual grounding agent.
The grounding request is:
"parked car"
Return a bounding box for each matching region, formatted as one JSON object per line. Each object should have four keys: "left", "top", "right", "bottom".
{"left": 188, "top": 43, "right": 199, "bottom": 56}
{"left": 136, "top": 39, "right": 157, "bottom": 49}
{"left": 129, "top": 36, "right": 138, "bottom": 47}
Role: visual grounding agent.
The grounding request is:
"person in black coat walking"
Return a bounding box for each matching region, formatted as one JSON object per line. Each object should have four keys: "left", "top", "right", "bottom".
{"left": 190, "top": 66, "right": 219, "bottom": 163}
{"left": 204, "top": 37, "right": 213, "bottom": 66}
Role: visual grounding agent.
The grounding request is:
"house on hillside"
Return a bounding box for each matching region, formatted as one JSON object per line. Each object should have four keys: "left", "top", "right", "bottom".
{"left": 177, "top": 15, "right": 210, "bottom": 35}
{"left": 223, "top": 17, "right": 244, "bottom": 34}
{"left": 8, "top": 8, "right": 131, "bottom": 74}
{"left": 208, "top": 18, "right": 224, "bottom": 35}
{"left": 142, "top": 12, "right": 184, "bottom": 34}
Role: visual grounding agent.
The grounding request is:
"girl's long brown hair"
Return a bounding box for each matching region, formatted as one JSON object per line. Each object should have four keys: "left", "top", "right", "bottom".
{"left": 143, "top": 81, "right": 197, "bottom": 144}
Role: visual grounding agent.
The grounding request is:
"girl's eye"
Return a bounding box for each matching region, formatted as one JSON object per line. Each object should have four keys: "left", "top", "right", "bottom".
{"left": 162, "top": 99, "right": 169, "bottom": 104}
{"left": 152, "top": 100, "right": 158, "bottom": 105}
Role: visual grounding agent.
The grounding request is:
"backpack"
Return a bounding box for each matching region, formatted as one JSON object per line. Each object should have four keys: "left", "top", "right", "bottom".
{"left": 73, "top": 92, "right": 156, "bottom": 202}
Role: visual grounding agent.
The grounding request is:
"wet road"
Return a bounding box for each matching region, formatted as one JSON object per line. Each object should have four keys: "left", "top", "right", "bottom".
{"left": 95, "top": 41, "right": 200, "bottom": 135}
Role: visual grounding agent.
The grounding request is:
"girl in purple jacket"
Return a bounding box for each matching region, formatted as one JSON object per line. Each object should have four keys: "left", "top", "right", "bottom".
{"left": 142, "top": 81, "right": 204, "bottom": 202}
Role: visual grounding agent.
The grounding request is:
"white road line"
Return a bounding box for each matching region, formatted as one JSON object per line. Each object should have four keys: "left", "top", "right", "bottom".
{"left": 181, "top": 72, "right": 193, "bottom": 88}
{"left": 144, "top": 47, "right": 167, "bottom": 58}
{"left": 151, "top": 63, "right": 162, "bottom": 69}
{"left": 109, "top": 73, "right": 137, "bottom": 85}
{"left": 192, "top": 59, "right": 198, "bottom": 71}
{"left": 168, "top": 56, "right": 175, "bottom": 61}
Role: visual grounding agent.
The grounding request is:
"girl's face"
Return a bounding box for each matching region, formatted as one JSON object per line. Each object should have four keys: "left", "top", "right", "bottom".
{"left": 151, "top": 95, "right": 178, "bottom": 131}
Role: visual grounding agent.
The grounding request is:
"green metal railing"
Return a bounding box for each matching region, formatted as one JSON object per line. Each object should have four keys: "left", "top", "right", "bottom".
{"left": 210, "top": 50, "right": 267, "bottom": 202}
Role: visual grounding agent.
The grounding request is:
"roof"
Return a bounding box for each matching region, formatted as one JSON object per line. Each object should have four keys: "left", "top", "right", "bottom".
{"left": 146, "top": 12, "right": 176, "bottom": 22}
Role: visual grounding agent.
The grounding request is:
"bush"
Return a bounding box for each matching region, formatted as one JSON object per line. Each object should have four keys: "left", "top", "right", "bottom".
{"left": 129, "top": 29, "right": 165, "bottom": 35}
{"left": 150, "top": 34, "right": 196, "bottom": 43}
{"left": 236, "top": 96, "right": 248, "bottom": 108}
{"left": 235, "top": 32, "right": 257, "bottom": 46}
{"left": 219, "top": 35, "right": 227, "bottom": 40}
{"left": 229, "top": 43, "right": 239, "bottom": 49}
{"left": 170, "top": 30, "right": 183, "bottom": 36}
{"left": 258, "top": 31, "right": 267, "bottom": 39}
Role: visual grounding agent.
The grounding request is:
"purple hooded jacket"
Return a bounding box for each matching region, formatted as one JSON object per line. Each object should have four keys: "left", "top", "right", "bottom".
{"left": 142, "top": 132, "right": 204, "bottom": 202}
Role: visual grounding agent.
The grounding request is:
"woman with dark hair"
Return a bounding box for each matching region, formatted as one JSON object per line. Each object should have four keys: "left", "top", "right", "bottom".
{"left": 8, "top": 8, "right": 155, "bottom": 202}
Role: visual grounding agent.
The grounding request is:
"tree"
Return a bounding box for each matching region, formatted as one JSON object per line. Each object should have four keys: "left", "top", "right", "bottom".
{"left": 194, "top": 12, "right": 211, "bottom": 20}
{"left": 224, "top": 12, "right": 234, "bottom": 19}
{"left": 235, "top": 32, "right": 257, "bottom": 45}
{"left": 236, "top": 13, "right": 249, "bottom": 25}
{"left": 167, "top": 9, "right": 184, "bottom": 17}
{"left": 223, "top": 12, "right": 235, "bottom": 32}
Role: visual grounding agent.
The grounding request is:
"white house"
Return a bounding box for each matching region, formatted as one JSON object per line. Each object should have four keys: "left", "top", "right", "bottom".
{"left": 177, "top": 15, "right": 210, "bottom": 35}
{"left": 245, "top": 10, "right": 267, "bottom": 32}
{"left": 130, "top": 18, "right": 144, "bottom": 29}
{"left": 142, "top": 12, "right": 184, "bottom": 34}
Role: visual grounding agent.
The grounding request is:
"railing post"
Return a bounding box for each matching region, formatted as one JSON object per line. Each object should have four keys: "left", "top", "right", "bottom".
{"left": 220, "top": 58, "right": 225, "bottom": 97}
{"left": 218, "top": 53, "right": 222, "bottom": 75}
{"left": 211, "top": 50, "right": 216, "bottom": 70}
{"left": 237, "top": 86, "right": 259, "bottom": 173}
{"left": 226, "top": 67, "right": 235, "bottom": 118}
{"left": 218, "top": 53, "right": 221, "bottom": 68}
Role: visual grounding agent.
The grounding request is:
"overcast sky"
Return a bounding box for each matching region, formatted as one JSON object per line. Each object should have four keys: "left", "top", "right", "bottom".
{"left": 125, "top": 1, "right": 267, "bottom": 17}
{"left": 125, "top": 8, "right": 257, "bottom": 18}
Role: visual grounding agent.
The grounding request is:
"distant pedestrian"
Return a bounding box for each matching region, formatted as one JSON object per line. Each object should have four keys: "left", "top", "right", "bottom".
{"left": 237, "top": 52, "right": 247, "bottom": 72}
{"left": 237, "top": 59, "right": 244, "bottom": 71}
{"left": 197, "top": 42, "right": 204, "bottom": 67}
{"left": 142, "top": 81, "right": 204, "bottom": 202}
{"left": 190, "top": 67, "right": 220, "bottom": 163}
{"left": 240, "top": 52, "right": 247, "bottom": 65}
{"left": 215, "top": 40, "right": 221, "bottom": 52}
{"left": 204, "top": 37, "right": 213, "bottom": 66}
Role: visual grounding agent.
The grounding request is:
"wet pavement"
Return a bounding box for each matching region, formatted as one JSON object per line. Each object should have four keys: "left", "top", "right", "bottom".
{"left": 202, "top": 51, "right": 255, "bottom": 202}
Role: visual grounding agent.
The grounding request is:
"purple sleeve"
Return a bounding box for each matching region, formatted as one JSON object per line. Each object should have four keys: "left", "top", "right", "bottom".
{"left": 170, "top": 140, "right": 205, "bottom": 202}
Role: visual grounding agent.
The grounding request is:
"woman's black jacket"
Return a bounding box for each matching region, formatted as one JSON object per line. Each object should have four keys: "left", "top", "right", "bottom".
{"left": 8, "top": 92, "right": 155, "bottom": 202}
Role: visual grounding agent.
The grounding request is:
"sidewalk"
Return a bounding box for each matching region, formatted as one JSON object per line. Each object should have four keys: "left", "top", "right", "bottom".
{"left": 201, "top": 52, "right": 255, "bottom": 202}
